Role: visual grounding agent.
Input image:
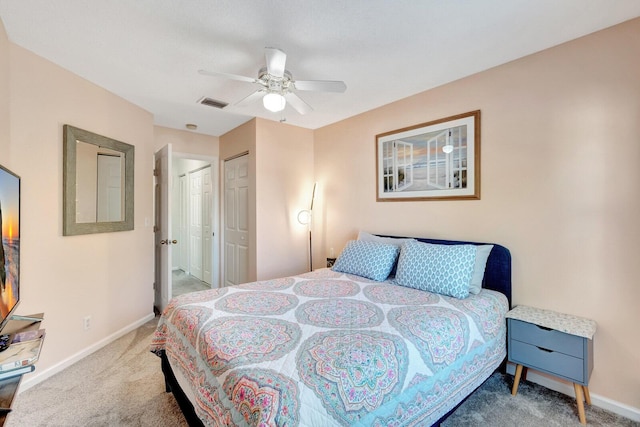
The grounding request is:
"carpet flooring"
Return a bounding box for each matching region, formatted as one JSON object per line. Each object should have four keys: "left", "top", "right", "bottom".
{"left": 6, "top": 317, "right": 638, "bottom": 426}
{"left": 7, "top": 318, "right": 187, "bottom": 427}
{"left": 443, "top": 373, "right": 638, "bottom": 427}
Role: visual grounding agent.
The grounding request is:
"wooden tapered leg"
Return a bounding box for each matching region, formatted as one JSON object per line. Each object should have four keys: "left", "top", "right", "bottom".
{"left": 512, "top": 364, "right": 523, "bottom": 396}
{"left": 583, "top": 386, "right": 591, "bottom": 405}
{"left": 574, "top": 383, "right": 587, "bottom": 425}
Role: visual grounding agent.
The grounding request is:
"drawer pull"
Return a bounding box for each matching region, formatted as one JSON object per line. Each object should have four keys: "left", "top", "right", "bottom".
{"left": 537, "top": 346, "right": 553, "bottom": 353}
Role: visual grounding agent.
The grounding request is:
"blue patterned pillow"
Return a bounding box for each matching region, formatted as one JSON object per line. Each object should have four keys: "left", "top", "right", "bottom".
{"left": 357, "top": 231, "right": 415, "bottom": 276}
{"left": 332, "top": 240, "right": 400, "bottom": 281}
{"left": 395, "top": 241, "right": 477, "bottom": 299}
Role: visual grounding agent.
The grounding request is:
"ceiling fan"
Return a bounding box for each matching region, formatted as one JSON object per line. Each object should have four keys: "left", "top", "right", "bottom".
{"left": 199, "top": 47, "right": 346, "bottom": 115}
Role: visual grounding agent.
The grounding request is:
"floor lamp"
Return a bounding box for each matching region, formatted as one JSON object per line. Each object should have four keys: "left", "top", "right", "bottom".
{"left": 297, "top": 183, "right": 316, "bottom": 272}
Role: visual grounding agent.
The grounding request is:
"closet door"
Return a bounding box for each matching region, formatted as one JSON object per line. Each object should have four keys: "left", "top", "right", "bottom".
{"left": 189, "top": 170, "right": 203, "bottom": 280}
{"left": 224, "top": 155, "right": 249, "bottom": 286}
{"left": 178, "top": 174, "right": 189, "bottom": 273}
{"left": 202, "top": 166, "right": 213, "bottom": 284}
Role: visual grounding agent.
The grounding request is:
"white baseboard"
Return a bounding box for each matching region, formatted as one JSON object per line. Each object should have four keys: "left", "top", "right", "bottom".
{"left": 506, "top": 362, "right": 640, "bottom": 422}
{"left": 19, "top": 312, "right": 156, "bottom": 392}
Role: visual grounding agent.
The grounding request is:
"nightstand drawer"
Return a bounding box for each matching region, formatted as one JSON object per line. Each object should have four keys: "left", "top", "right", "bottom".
{"left": 510, "top": 319, "right": 583, "bottom": 358}
{"left": 510, "top": 340, "right": 584, "bottom": 383}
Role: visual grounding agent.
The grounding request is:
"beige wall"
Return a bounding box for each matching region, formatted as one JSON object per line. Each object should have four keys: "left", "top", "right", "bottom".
{"left": 0, "top": 19, "right": 9, "bottom": 158}
{"left": 255, "top": 118, "right": 314, "bottom": 279}
{"left": 315, "top": 18, "right": 640, "bottom": 409}
{"left": 153, "top": 125, "right": 219, "bottom": 155}
{"left": 4, "top": 37, "right": 155, "bottom": 381}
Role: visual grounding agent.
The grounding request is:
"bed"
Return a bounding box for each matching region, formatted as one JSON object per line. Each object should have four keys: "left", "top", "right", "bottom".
{"left": 151, "top": 235, "right": 512, "bottom": 426}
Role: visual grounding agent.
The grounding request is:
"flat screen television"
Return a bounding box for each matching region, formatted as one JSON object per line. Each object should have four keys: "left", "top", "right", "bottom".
{"left": 0, "top": 164, "right": 20, "bottom": 334}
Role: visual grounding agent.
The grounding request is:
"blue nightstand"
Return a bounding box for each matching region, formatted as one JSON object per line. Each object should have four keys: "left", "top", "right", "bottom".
{"left": 507, "top": 305, "right": 596, "bottom": 425}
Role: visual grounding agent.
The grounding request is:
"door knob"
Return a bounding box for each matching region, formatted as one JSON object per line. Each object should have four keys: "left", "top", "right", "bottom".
{"left": 160, "top": 239, "right": 178, "bottom": 245}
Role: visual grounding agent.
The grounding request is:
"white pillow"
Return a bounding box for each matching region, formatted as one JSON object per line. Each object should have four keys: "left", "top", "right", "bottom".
{"left": 357, "top": 231, "right": 415, "bottom": 248}
{"left": 468, "top": 245, "right": 494, "bottom": 294}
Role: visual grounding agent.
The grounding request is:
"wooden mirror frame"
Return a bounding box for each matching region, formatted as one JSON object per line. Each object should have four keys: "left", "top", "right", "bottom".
{"left": 63, "top": 125, "right": 134, "bottom": 236}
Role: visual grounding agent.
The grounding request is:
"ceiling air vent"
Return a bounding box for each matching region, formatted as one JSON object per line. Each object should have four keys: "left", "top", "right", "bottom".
{"left": 198, "top": 97, "right": 228, "bottom": 109}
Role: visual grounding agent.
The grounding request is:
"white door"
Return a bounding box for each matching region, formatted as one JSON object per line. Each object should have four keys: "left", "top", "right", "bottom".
{"left": 202, "top": 166, "right": 213, "bottom": 284}
{"left": 178, "top": 174, "right": 188, "bottom": 272}
{"left": 224, "top": 155, "right": 249, "bottom": 286}
{"left": 154, "top": 144, "right": 173, "bottom": 312}
{"left": 189, "top": 170, "right": 203, "bottom": 280}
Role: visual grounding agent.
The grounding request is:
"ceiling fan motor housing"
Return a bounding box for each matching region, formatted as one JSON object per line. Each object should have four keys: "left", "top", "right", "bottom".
{"left": 258, "top": 67, "right": 293, "bottom": 94}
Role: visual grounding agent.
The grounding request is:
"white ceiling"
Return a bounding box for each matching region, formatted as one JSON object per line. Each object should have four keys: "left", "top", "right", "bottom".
{"left": 1, "top": 1, "right": 639, "bottom": 137}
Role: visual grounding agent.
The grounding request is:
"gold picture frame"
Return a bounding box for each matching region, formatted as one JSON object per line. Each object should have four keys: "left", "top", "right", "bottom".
{"left": 376, "top": 110, "right": 480, "bottom": 201}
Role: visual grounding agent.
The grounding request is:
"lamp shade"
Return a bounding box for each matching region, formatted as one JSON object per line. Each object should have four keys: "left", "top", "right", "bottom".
{"left": 263, "top": 93, "right": 286, "bottom": 112}
{"left": 297, "top": 209, "right": 311, "bottom": 225}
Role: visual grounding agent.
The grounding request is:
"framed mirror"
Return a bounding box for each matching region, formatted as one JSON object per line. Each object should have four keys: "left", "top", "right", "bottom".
{"left": 63, "top": 125, "right": 134, "bottom": 235}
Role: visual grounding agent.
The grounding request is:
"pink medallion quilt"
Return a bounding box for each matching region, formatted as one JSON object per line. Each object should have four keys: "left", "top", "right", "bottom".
{"left": 151, "top": 269, "right": 508, "bottom": 426}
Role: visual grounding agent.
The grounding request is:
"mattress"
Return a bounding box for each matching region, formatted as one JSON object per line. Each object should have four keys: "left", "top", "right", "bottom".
{"left": 151, "top": 268, "right": 508, "bottom": 426}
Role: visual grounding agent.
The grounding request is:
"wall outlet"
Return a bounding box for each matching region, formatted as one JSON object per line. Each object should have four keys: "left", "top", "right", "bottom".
{"left": 83, "top": 315, "right": 91, "bottom": 330}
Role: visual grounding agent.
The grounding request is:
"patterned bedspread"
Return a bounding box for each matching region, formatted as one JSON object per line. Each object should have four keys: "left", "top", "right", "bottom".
{"left": 151, "top": 269, "right": 508, "bottom": 426}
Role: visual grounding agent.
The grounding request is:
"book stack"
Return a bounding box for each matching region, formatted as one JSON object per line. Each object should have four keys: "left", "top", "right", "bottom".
{"left": 0, "top": 329, "right": 45, "bottom": 381}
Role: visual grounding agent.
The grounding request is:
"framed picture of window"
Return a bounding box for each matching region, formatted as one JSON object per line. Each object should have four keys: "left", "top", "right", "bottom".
{"left": 376, "top": 110, "right": 480, "bottom": 201}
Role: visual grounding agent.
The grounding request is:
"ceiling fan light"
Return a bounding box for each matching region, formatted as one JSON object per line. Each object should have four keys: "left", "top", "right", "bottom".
{"left": 263, "top": 92, "right": 286, "bottom": 112}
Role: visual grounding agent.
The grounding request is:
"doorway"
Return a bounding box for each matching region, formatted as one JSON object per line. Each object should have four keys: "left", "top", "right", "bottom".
{"left": 171, "top": 161, "right": 216, "bottom": 297}
{"left": 172, "top": 156, "right": 219, "bottom": 296}
{"left": 154, "top": 145, "right": 219, "bottom": 312}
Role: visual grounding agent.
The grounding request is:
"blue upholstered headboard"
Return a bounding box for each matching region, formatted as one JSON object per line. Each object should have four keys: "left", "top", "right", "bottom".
{"left": 380, "top": 235, "right": 512, "bottom": 307}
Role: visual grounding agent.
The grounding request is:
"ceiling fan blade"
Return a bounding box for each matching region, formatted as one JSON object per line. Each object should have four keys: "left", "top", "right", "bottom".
{"left": 235, "top": 89, "right": 265, "bottom": 107}
{"left": 294, "top": 79, "right": 347, "bottom": 93}
{"left": 198, "top": 69, "right": 257, "bottom": 84}
{"left": 265, "top": 47, "right": 286, "bottom": 78}
{"left": 285, "top": 92, "right": 313, "bottom": 115}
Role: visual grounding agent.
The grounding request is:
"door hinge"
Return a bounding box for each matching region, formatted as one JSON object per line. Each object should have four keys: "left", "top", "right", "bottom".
{"left": 153, "top": 225, "right": 158, "bottom": 233}
{"left": 153, "top": 168, "right": 159, "bottom": 177}
{"left": 153, "top": 282, "right": 156, "bottom": 290}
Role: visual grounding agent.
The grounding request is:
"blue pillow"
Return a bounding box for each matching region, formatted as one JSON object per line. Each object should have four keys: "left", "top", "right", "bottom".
{"left": 395, "top": 241, "right": 477, "bottom": 299}
{"left": 357, "top": 231, "right": 415, "bottom": 276}
{"left": 332, "top": 240, "right": 400, "bottom": 281}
